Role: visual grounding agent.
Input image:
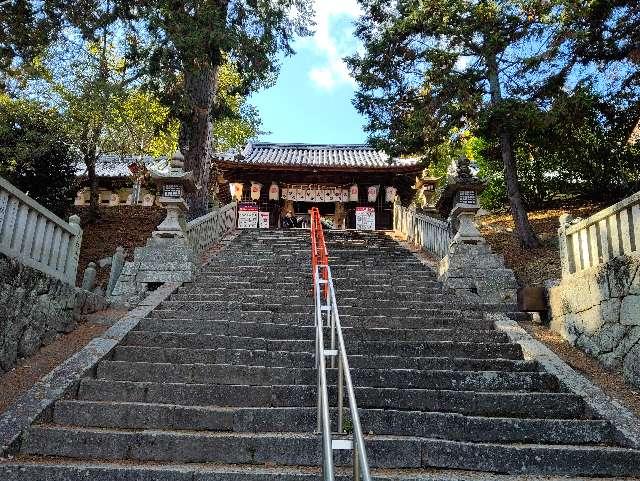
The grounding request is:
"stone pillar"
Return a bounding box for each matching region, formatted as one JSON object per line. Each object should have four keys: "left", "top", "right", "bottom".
{"left": 558, "top": 213, "right": 574, "bottom": 278}
{"left": 106, "top": 246, "right": 125, "bottom": 296}
{"left": 81, "top": 262, "right": 97, "bottom": 291}
{"left": 65, "top": 215, "right": 82, "bottom": 286}
{"left": 334, "top": 201, "right": 346, "bottom": 229}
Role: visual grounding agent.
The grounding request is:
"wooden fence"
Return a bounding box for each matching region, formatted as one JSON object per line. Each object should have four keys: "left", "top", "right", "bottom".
{"left": 559, "top": 191, "right": 640, "bottom": 277}
{"left": 186, "top": 202, "right": 238, "bottom": 258}
{"left": 0, "top": 176, "right": 82, "bottom": 285}
{"left": 393, "top": 203, "right": 452, "bottom": 260}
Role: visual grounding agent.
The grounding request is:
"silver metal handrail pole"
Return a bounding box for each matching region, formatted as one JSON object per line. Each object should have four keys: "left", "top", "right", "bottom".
{"left": 315, "top": 266, "right": 335, "bottom": 481}
{"left": 326, "top": 266, "right": 372, "bottom": 481}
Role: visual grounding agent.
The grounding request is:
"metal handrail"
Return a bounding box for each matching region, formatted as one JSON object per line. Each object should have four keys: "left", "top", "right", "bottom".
{"left": 310, "top": 207, "right": 372, "bottom": 481}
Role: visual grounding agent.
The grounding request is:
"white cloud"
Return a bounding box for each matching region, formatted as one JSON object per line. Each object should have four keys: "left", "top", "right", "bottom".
{"left": 305, "top": 0, "right": 362, "bottom": 91}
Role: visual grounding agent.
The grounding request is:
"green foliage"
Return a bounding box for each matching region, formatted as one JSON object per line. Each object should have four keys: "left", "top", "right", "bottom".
{"left": 346, "top": 0, "right": 549, "bottom": 156}
{"left": 211, "top": 62, "right": 262, "bottom": 152}
{"left": 104, "top": 90, "right": 179, "bottom": 158}
{"left": 476, "top": 88, "right": 640, "bottom": 209}
{"left": 0, "top": 94, "right": 76, "bottom": 216}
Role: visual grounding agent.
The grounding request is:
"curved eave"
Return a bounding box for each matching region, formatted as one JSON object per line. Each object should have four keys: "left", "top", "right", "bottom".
{"left": 216, "top": 160, "right": 422, "bottom": 174}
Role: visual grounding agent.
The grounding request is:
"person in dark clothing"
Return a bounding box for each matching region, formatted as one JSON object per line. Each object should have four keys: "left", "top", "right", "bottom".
{"left": 282, "top": 210, "right": 297, "bottom": 228}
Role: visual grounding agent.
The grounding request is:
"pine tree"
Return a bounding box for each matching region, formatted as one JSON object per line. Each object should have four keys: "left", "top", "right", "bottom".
{"left": 347, "top": 0, "right": 547, "bottom": 247}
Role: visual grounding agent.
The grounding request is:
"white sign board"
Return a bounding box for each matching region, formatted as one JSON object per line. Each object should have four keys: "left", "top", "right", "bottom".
{"left": 259, "top": 211, "right": 270, "bottom": 229}
{"left": 238, "top": 203, "right": 259, "bottom": 228}
{"left": 355, "top": 207, "right": 375, "bottom": 230}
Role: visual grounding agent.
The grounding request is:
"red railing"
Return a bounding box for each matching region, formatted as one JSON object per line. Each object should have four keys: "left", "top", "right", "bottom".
{"left": 310, "top": 207, "right": 329, "bottom": 298}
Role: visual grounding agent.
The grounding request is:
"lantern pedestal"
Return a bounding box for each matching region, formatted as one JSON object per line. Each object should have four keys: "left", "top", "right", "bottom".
{"left": 108, "top": 150, "right": 200, "bottom": 307}
{"left": 153, "top": 197, "right": 189, "bottom": 238}
{"left": 434, "top": 156, "right": 518, "bottom": 311}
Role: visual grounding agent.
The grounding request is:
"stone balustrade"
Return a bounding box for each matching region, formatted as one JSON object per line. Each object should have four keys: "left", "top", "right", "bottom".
{"left": 186, "top": 202, "right": 238, "bottom": 258}
{"left": 393, "top": 202, "right": 451, "bottom": 260}
{"left": 559, "top": 191, "right": 640, "bottom": 277}
{"left": 0, "top": 176, "right": 82, "bottom": 286}
{"left": 551, "top": 191, "right": 640, "bottom": 388}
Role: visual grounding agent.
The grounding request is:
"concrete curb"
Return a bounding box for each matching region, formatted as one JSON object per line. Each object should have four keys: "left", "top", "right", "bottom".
{"left": 492, "top": 313, "right": 640, "bottom": 449}
{"left": 0, "top": 282, "right": 181, "bottom": 456}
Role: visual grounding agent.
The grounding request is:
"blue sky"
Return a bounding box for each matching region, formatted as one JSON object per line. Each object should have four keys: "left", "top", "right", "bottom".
{"left": 250, "top": 0, "right": 367, "bottom": 145}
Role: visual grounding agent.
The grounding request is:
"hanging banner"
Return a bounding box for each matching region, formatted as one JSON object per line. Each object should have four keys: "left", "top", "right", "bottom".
{"left": 268, "top": 182, "right": 280, "bottom": 201}
{"left": 259, "top": 211, "right": 270, "bottom": 228}
{"left": 237, "top": 203, "right": 259, "bottom": 228}
{"left": 367, "top": 185, "right": 380, "bottom": 203}
{"left": 231, "top": 183, "right": 244, "bottom": 201}
{"left": 385, "top": 186, "right": 397, "bottom": 203}
{"left": 355, "top": 207, "right": 376, "bottom": 230}
{"left": 279, "top": 185, "right": 352, "bottom": 203}
{"left": 349, "top": 184, "right": 359, "bottom": 202}
{"left": 250, "top": 182, "right": 262, "bottom": 201}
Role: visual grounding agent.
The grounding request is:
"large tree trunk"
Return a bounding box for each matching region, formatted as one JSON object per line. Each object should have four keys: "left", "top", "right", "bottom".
{"left": 83, "top": 122, "right": 102, "bottom": 223}
{"left": 181, "top": 65, "right": 220, "bottom": 219}
{"left": 486, "top": 53, "right": 541, "bottom": 248}
{"left": 87, "top": 158, "right": 99, "bottom": 222}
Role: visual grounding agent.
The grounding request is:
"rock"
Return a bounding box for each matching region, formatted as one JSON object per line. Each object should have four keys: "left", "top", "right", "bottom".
{"left": 620, "top": 295, "right": 640, "bottom": 326}
{"left": 18, "top": 326, "right": 42, "bottom": 358}
{"left": 98, "top": 257, "right": 112, "bottom": 268}
{"left": 623, "top": 342, "right": 640, "bottom": 388}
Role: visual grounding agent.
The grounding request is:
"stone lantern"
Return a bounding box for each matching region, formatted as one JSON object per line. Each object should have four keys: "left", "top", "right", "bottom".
{"left": 413, "top": 175, "right": 441, "bottom": 213}
{"left": 435, "top": 155, "right": 485, "bottom": 244}
{"left": 108, "top": 150, "right": 200, "bottom": 306}
{"left": 149, "top": 150, "right": 197, "bottom": 238}
{"left": 435, "top": 155, "right": 518, "bottom": 307}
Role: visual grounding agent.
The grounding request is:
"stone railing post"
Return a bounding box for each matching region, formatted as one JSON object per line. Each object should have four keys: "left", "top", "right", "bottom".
{"left": 107, "top": 246, "right": 125, "bottom": 296}
{"left": 81, "top": 262, "right": 97, "bottom": 291}
{"left": 558, "top": 213, "right": 574, "bottom": 278}
{"left": 65, "top": 215, "right": 83, "bottom": 286}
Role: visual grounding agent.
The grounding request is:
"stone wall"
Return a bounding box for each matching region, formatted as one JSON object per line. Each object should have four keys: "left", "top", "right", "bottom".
{"left": 438, "top": 242, "right": 519, "bottom": 308}
{"left": 549, "top": 253, "right": 640, "bottom": 387}
{"left": 0, "top": 253, "right": 106, "bottom": 374}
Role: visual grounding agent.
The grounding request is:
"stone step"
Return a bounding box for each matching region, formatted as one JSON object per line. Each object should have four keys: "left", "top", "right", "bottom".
{"left": 170, "top": 293, "right": 314, "bottom": 303}
{"left": 52, "top": 401, "right": 614, "bottom": 445}
{"left": 112, "top": 346, "right": 539, "bottom": 372}
{"left": 77, "top": 379, "right": 586, "bottom": 418}
{"left": 179, "top": 286, "right": 315, "bottom": 296}
{"left": 96, "top": 361, "right": 559, "bottom": 392}
{"left": 123, "top": 332, "right": 524, "bottom": 359}
{"left": 4, "top": 460, "right": 618, "bottom": 481}
{"left": 147, "top": 310, "right": 312, "bottom": 323}
{"left": 196, "top": 275, "right": 310, "bottom": 283}
{"left": 21, "top": 426, "right": 640, "bottom": 476}
{"left": 156, "top": 301, "right": 313, "bottom": 314}
{"left": 146, "top": 309, "right": 484, "bottom": 326}
{"left": 338, "top": 316, "right": 492, "bottom": 330}
{"left": 170, "top": 293, "right": 448, "bottom": 306}
{"left": 135, "top": 319, "right": 509, "bottom": 343}
{"left": 188, "top": 281, "right": 306, "bottom": 289}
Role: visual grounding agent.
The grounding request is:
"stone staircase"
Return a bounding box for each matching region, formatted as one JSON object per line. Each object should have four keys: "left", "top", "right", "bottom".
{"left": 1, "top": 229, "right": 640, "bottom": 480}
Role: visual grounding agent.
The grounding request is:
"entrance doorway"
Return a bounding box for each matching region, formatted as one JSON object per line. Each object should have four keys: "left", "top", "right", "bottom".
{"left": 292, "top": 202, "right": 335, "bottom": 225}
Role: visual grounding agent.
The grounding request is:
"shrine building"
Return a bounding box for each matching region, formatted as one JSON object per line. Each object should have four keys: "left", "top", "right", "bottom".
{"left": 217, "top": 143, "right": 422, "bottom": 229}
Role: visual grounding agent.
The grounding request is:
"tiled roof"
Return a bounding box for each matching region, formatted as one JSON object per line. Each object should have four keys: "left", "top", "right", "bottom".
{"left": 76, "top": 154, "right": 165, "bottom": 178}
{"left": 217, "top": 143, "right": 420, "bottom": 170}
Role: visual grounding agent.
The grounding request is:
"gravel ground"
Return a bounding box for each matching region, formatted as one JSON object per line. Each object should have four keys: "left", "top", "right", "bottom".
{"left": 0, "top": 322, "right": 107, "bottom": 414}
{"left": 477, "top": 200, "right": 607, "bottom": 286}
{"left": 520, "top": 320, "right": 640, "bottom": 418}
